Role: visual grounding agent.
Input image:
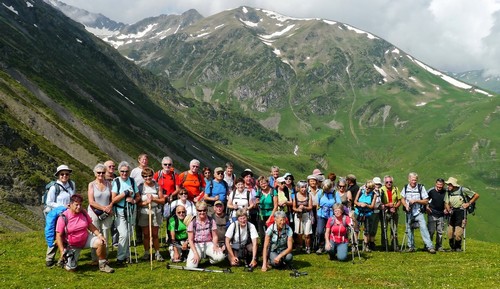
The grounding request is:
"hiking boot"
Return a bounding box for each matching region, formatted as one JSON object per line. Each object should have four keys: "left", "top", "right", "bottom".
{"left": 363, "top": 243, "right": 371, "bottom": 252}
{"left": 428, "top": 248, "right": 436, "bottom": 254}
{"left": 369, "top": 242, "right": 376, "bottom": 251}
{"left": 305, "top": 247, "right": 311, "bottom": 254}
{"left": 406, "top": 247, "right": 416, "bottom": 253}
{"left": 155, "top": 252, "right": 164, "bottom": 262}
{"left": 115, "top": 259, "right": 127, "bottom": 266}
{"left": 455, "top": 248, "right": 463, "bottom": 252}
{"left": 142, "top": 253, "right": 151, "bottom": 261}
{"left": 437, "top": 247, "right": 445, "bottom": 252}
{"left": 99, "top": 261, "right": 115, "bottom": 273}
{"left": 315, "top": 248, "right": 325, "bottom": 255}
{"left": 46, "top": 260, "right": 55, "bottom": 267}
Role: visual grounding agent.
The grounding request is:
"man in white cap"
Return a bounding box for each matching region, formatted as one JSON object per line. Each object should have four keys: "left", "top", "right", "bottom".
{"left": 444, "top": 177, "right": 479, "bottom": 252}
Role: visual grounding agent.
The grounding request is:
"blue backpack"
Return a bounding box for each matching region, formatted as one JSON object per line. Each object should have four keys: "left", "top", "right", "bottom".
{"left": 44, "top": 206, "right": 68, "bottom": 246}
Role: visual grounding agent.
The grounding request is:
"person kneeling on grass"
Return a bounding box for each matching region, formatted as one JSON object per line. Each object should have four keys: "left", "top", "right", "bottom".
{"left": 261, "top": 211, "right": 293, "bottom": 272}
{"left": 225, "top": 208, "right": 259, "bottom": 268}
{"left": 168, "top": 205, "right": 190, "bottom": 262}
{"left": 325, "top": 203, "right": 352, "bottom": 261}
{"left": 55, "top": 194, "right": 114, "bottom": 273}
{"left": 186, "top": 201, "right": 225, "bottom": 268}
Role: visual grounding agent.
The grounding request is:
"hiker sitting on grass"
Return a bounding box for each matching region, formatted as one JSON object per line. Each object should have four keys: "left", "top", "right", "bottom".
{"left": 168, "top": 205, "right": 190, "bottom": 262}
{"left": 186, "top": 201, "right": 225, "bottom": 268}
{"left": 261, "top": 211, "right": 293, "bottom": 272}
{"left": 55, "top": 194, "right": 114, "bottom": 273}
{"left": 225, "top": 208, "right": 259, "bottom": 268}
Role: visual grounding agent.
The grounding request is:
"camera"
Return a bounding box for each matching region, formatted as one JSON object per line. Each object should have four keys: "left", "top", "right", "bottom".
{"left": 98, "top": 212, "right": 109, "bottom": 221}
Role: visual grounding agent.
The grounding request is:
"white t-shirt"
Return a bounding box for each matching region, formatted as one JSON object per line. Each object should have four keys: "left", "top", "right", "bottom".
{"left": 225, "top": 221, "right": 259, "bottom": 250}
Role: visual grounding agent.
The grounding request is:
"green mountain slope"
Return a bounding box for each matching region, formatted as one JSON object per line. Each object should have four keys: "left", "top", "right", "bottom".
{"left": 112, "top": 7, "right": 499, "bottom": 242}
{"left": 0, "top": 0, "right": 261, "bottom": 231}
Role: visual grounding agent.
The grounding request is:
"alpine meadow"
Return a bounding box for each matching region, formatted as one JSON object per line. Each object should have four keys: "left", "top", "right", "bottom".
{"left": 0, "top": 1, "right": 499, "bottom": 288}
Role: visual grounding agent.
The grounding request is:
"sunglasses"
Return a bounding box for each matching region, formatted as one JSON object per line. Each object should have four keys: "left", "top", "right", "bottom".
{"left": 177, "top": 211, "right": 186, "bottom": 214}
{"left": 197, "top": 209, "right": 207, "bottom": 213}
{"left": 179, "top": 193, "right": 187, "bottom": 196}
{"left": 120, "top": 170, "right": 129, "bottom": 173}
{"left": 108, "top": 165, "right": 115, "bottom": 168}
{"left": 96, "top": 171, "right": 106, "bottom": 175}
{"left": 385, "top": 181, "right": 393, "bottom": 184}
{"left": 215, "top": 172, "right": 223, "bottom": 175}
{"left": 338, "top": 185, "right": 346, "bottom": 188}
{"left": 59, "top": 173, "right": 70, "bottom": 177}
{"left": 163, "top": 163, "right": 172, "bottom": 166}
{"left": 142, "top": 175, "right": 153, "bottom": 178}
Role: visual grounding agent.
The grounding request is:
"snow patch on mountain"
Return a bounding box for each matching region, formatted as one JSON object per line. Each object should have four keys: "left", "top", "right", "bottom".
{"left": 3, "top": 3, "right": 19, "bottom": 14}
{"left": 345, "top": 24, "right": 378, "bottom": 40}
{"left": 260, "top": 24, "right": 296, "bottom": 40}
{"left": 240, "top": 18, "right": 259, "bottom": 27}
{"left": 408, "top": 56, "right": 472, "bottom": 89}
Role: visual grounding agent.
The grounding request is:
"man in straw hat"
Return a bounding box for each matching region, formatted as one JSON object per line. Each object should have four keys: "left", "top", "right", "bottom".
{"left": 444, "top": 177, "right": 479, "bottom": 252}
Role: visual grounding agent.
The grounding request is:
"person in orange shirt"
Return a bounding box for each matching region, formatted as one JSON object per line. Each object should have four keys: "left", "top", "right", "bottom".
{"left": 176, "top": 159, "right": 206, "bottom": 203}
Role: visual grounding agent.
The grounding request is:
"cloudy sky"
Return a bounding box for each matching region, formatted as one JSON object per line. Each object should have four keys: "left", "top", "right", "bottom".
{"left": 62, "top": 0, "right": 500, "bottom": 75}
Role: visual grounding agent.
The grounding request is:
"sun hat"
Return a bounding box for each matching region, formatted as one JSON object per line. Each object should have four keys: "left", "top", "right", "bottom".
{"left": 214, "top": 167, "right": 224, "bottom": 173}
{"left": 312, "top": 169, "right": 323, "bottom": 175}
{"left": 214, "top": 200, "right": 224, "bottom": 206}
{"left": 307, "top": 174, "right": 318, "bottom": 180}
{"left": 372, "top": 177, "right": 382, "bottom": 185}
{"left": 283, "top": 173, "right": 294, "bottom": 180}
{"left": 276, "top": 177, "right": 286, "bottom": 183}
{"left": 445, "top": 177, "right": 460, "bottom": 187}
{"left": 54, "top": 165, "right": 72, "bottom": 177}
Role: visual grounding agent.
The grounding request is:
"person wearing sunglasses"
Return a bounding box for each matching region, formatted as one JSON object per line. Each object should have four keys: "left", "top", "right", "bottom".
{"left": 168, "top": 205, "right": 190, "bottom": 262}
{"left": 204, "top": 167, "right": 229, "bottom": 215}
{"left": 154, "top": 156, "right": 178, "bottom": 202}
{"left": 167, "top": 189, "right": 196, "bottom": 218}
{"left": 138, "top": 167, "right": 165, "bottom": 262}
{"left": 379, "top": 175, "right": 401, "bottom": 251}
{"left": 186, "top": 201, "right": 225, "bottom": 268}
{"left": 111, "top": 161, "right": 139, "bottom": 265}
{"left": 87, "top": 163, "right": 113, "bottom": 264}
{"left": 176, "top": 159, "right": 206, "bottom": 203}
{"left": 45, "top": 164, "right": 76, "bottom": 267}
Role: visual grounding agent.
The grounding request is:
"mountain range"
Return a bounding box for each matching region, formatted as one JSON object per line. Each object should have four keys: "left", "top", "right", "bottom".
{"left": 1, "top": 0, "right": 498, "bottom": 242}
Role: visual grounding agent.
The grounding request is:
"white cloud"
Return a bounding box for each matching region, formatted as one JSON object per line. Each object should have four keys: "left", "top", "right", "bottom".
{"left": 60, "top": 0, "right": 500, "bottom": 74}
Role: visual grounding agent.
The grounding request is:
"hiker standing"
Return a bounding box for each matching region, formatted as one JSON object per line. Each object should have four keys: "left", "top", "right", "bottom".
{"left": 380, "top": 175, "right": 401, "bottom": 250}
{"left": 292, "top": 181, "right": 313, "bottom": 253}
{"left": 426, "top": 178, "right": 447, "bottom": 252}
{"left": 176, "top": 159, "right": 206, "bottom": 203}
{"left": 154, "top": 156, "right": 178, "bottom": 201}
{"left": 204, "top": 167, "right": 229, "bottom": 215}
{"left": 111, "top": 161, "right": 139, "bottom": 265}
{"left": 444, "top": 177, "right": 479, "bottom": 252}
{"left": 256, "top": 176, "right": 278, "bottom": 241}
{"left": 87, "top": 163, "right": 113, "bottom": 264}
{"left": 401, "top": 172, "right": 436, "bottom": 254}
{"left": 316, "top": 179, "right": 340, "bottom": 254}
{"left": 45, "top": 164, "right": 76, "bottom": 267}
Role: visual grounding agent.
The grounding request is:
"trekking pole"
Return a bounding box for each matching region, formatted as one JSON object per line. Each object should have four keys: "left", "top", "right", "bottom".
{"left": 382, "top": 209, "right": 388, "bottom": 252}
{"left": 149, "top": 202, "right": 153, "bottom": 270}
{"left": 390, "top": 217, "right": 397, "bottom": 251}
{"left": 126, "top": 205, "right": 132, "bottom": 263}
{"left": 463, "top": 209, "right": 467, "bottom": 252}
{"left": 129, "top": 204, "right": 138, "bottom": 263}
{"left": 167, "top": 264, "right": 233, "bottom": 273}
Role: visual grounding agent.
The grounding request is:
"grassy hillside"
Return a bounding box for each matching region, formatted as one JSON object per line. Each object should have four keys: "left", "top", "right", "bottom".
{"left": 0, "top": 230, "right": 498, "bottom": 288}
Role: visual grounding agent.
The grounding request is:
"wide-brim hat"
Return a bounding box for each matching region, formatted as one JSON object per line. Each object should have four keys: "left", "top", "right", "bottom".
{"left": 214, "top": 167, "right": 224, "bottom": 173}
{"left": 283, "top": 173, "right": 294, "bottom": 180}
{"left": 214, "top": 200, "right": 224, "bottom": 206}
{"left": 54, "top": 165, "right": 72, "bottom": 177}
{"left": 307, "top": 174, "right": 318, "bottom": 180}
{"left": 445, "top": 177, "right": 460, "bottom": 187}
{"left": 183, "top": 214, "right": 194, "bottom": 226}
{"left": 276, "top": 176, "right": 286, "bottom": 183}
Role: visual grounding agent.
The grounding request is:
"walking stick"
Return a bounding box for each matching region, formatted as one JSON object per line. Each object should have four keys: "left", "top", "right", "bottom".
{"left": 149, "top": 202, "right": 153, "bottom": 270}
{"left": 463, "top": 209, "right": 467, "bottom": 252}
{"left": 382, "top": 209, "right": 388, "bottom": 252}
{"left": 130, "top": 204, "right": 138, "bottom": 263}
{"left": 126, "top": 205, "right": 132, "bottom": 262}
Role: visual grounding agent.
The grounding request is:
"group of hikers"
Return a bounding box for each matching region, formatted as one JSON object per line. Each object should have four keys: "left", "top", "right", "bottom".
{"left": 43, "top": 153, "right": 480, "bottom": 273}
